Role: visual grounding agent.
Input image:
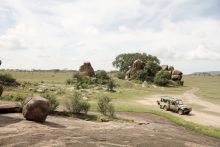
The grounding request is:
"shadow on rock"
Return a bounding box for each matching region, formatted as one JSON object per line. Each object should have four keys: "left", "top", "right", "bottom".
{"left": 0, "top": 115, "right": 23, "bottom": 127}
{"left": 41, "top": 121, "right": 66, "bottom": 128}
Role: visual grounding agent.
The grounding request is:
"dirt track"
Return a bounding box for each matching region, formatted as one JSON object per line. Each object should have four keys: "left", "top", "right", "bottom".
{"left": 137, "top": 88, "right": 220, "bottom": 128}
{"left": 0, "top": 112, "right": 220, "bottom": 147}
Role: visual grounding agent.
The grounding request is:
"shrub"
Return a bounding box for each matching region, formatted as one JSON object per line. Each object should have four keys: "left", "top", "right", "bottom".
{"left": 95, "top": 70, "right": 110, "bottom": 84}
{"left": 1, "top": 93, "right": 30, "bottom": 108}
{"left": 116, "top": 72, "right": 126, "bottom": 79}
{"left": 0, "top": 73, "right": 19, "bottom": 86}
{"left": 65, "top": 92, "right": 90, "bottom": 114}
{"left": 107, "top": 79, "right": 116, "bottom": 92}
{"left": 66, "top": 79, "right": 74, "bottom": 85}
{"left": 97, "top": 96, "right": 115, "bottom": 117}
{"left": 154, "top": 71, "right": 171, "bottom": 86}
{"left": 40, "top": 93, "right": 59, "bottom": 113}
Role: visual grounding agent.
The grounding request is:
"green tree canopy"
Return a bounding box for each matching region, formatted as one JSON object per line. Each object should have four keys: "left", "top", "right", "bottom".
{"left": 112, "top": 53, "right": 160, "bottom": 72}
{"left": 131, "top": 61, "right": 162, "bottom": 82}
{"left": 154, "top": 70, "right": 171, "bottom": 86}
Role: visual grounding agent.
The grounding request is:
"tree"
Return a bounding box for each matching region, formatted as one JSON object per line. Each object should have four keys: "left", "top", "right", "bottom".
{"left": 154, "top": 71, "right": 171, "bottom": 86}
{"left": 112, "top": 53, "right": 160, "bottom": 72}
{"left": 131, "top": 61, "right": 162, "bottom": 82}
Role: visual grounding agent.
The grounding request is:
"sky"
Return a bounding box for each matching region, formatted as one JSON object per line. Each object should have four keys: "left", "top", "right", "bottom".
{"left": 0, "top": 0, "right": 220, "bottom": 74}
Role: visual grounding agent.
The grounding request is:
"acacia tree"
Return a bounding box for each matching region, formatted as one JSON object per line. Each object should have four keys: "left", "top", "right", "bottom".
{"left": 112, "top": 53, "right": 160, "bottom": 72}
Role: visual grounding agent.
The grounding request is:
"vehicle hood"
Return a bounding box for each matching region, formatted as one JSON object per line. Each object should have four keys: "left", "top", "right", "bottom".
{"left": 178, "top": 105, "right": 192, "bottom": 110}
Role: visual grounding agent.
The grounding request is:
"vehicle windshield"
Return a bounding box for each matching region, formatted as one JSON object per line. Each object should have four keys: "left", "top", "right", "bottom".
{"left": 177, "top": 100, "right": 183, "bottom": 105}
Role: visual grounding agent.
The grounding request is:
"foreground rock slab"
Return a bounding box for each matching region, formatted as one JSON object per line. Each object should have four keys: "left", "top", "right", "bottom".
{"left": 0, "top": 103, "right": 20, "bottom": 113}
{"left": 23, "top": 96, "right": 49, "bottom": 122}
{"left": 0, "top": 112, "right": 219, "bottom": 147}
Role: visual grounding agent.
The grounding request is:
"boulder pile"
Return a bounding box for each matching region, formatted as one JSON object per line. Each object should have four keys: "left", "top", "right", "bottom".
{"left": 126, "top": 59, "right": 145, "bottom": 79}
{"left": 79, "top": 62, "right": 95, "bottom": 77}
{"left": 161, "top": 65, "right": 183, "bottom": 81}
{"left": 22, "top": 96, "right": 50, "bottom": 122}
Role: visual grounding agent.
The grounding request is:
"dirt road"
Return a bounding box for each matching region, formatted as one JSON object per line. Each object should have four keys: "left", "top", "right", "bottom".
{"left": 137, "top": 88, "right": 220, "bottom": 128}
{"left": 0, "top": 113, "right": 220, "bottom": 147}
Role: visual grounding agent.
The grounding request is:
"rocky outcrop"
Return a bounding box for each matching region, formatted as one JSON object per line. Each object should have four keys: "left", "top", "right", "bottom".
{"left": 168, "top": 66, "right": 174, "bottom": 71}
{"left": 171, "top": 70, "right": 183, "bottom": 81}
{"left": 23, "top": 96, "right": 50, "bottom": 122}
{"left": 171, "top": 75, "right": 182, "bottom": 81}
{"left": 126, "top": 59, "right": 145, "bottom": 79}
{"left": 160, "top": 65, "right": 183, "bottom": 81}
{"left": 172, "top": 70, "right": 183, "bottom": 76}
{"left": 79, "top": 62, "right": 95, "bottom": 77}
{"left": 0, "top": 84, "right": 3, "bottom": 96}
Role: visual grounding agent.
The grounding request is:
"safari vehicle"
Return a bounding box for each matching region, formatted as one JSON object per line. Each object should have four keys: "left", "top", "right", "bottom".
{"left": 157, "top": 96, "right": 192, "bottom": 115}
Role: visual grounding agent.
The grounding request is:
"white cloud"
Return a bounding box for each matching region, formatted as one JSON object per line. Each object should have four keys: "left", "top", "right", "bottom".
{"left": 182, "top": 45, "right": 220, "bottom": 60}
{"left": 0, "top": 0, "right": 220, "bottom": 72}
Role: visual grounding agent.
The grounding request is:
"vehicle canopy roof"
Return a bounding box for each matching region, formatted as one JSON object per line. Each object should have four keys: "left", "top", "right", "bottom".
{"left": 160, "top": 96, "right": 182, "bottom": 102}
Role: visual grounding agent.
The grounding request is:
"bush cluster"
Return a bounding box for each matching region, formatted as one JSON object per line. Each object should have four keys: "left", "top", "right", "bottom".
{"left": 116, "top": 72, "right": 126, "bottom": 80}
{"left": 66, "top": 70, "right": 116, "bottom": 91}
{"left": 0, "top": 73, "right": 19, "bottom": 86}
{"left": 97, "top": 96, "right": 115, "bottom": 117}
{"left": 1, "top": 93, "right": 27, "bottom": 102}
{"left": 154, "top": 71, "right": 171, "bottom": 86}
{"left": 40, "top": 93, "right": 59, "bottom": 113}
{"left": 65, "top": 92, "right": 90, "bottom": 114}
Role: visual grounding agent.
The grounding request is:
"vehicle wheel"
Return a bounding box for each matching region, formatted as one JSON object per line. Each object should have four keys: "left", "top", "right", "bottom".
{"left": 164, "top": 106, "right": 169, "bottom": 111}
{"left": 185, "top": 112, "right": 190, "bottom": 115}
{"left": 178, "top": 109, "right": 183, "bottom": 115}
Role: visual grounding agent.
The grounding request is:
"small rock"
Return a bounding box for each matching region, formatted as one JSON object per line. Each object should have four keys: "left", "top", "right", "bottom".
{"left": 138, "top": 121, "right": 150, "bottom": 125}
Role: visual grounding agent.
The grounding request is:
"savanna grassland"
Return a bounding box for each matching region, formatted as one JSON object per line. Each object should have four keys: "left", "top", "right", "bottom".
{"left": 1, "top": 70, "right": 220, "bottom": 145}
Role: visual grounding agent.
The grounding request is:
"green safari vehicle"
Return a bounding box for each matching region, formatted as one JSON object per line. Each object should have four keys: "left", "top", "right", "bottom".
{"left": 157, "top": 96, "right": 192, "bottom": 115}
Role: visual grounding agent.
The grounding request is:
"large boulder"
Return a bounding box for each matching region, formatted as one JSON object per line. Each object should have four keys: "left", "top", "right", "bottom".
{"left": 126, "top": 59, "right": 145, "bottom": 78}
{"left": 161, "top": 65, "right": 168, "bottom": 70}
{"left": 172, "top": 70, "right": 183, "bottom": 76}
{"left": 0, "top": 84, "right": 3, "bottom": 96}
{"left": 79, "top": 62, "right": 95, "bottom": 77}
{"left": 171, "top": 75, "right": 182, "bottom": 81}
{"left": 168, "top": 66, "right": 174, "bottom": 71}
{"left": 23, "top": 96, "right": 50, "bottom": 122}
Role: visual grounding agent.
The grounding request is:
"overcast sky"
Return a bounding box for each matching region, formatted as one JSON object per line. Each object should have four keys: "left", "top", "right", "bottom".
{"left": 0, "top": 0, "right": 220, "bottom": 73}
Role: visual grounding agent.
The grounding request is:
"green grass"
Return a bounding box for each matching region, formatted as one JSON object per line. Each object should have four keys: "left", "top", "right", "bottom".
{"left": 183, "top": 76, "right": 220, "bottom": 104}
{"left": 1, "top": 71, "right": 220, "bottom": 139}
{"left": 0, "top": 71, "right": 73, "bottom": 84}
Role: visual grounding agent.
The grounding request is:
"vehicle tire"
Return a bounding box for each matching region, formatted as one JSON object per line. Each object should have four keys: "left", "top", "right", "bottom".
{"left": 164, "top": 106, "right": 169, "bottom": 111}
{"left": 185, "top": 112, "right": 190, "bottom": 115}
{"left": 178, "top": 109, "right": 183, "bottom": 115}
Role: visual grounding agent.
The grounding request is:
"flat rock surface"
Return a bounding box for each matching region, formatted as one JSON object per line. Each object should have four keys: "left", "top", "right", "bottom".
{"left": 0, "top": 112, "right": 219, "bottom": 147}
{"left": 0, "top": 103, "right": 20, "bottom": 113}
